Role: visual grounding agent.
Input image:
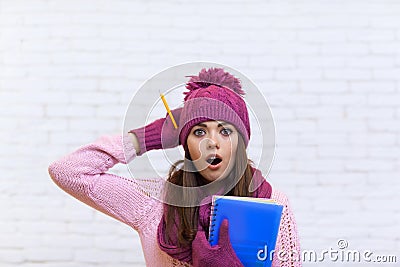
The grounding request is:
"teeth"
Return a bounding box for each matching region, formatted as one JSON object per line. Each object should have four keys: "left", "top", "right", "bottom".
{"left": 207, "top": 156, "right": 221, "bottom": 165}
{"left": 207, "top": 157, "right": 217, "bottom": 162}
{"left": 207, "top": 157, "right": 215, "bottom": 163}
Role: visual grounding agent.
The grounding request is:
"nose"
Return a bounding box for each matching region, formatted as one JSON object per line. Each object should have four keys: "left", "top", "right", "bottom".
{"left": 206, "top": 133, "right": 220, "bottom": 149}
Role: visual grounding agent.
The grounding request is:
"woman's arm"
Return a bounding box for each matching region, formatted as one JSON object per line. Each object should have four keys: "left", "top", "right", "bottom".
{"left": 48, "top": 133, "right": 157, "bottom": 231}
{"left": 271, "top": 189, "right": 302, "bottom": 267}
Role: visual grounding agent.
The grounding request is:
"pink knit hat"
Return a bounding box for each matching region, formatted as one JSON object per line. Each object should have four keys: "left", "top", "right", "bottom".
{"left": 179, "top": 68, "right": 251, "bottom": 148}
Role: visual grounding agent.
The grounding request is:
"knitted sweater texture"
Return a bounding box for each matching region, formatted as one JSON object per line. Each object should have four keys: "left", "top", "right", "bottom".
{"left": 48, "top": 134, "right": 302, "bottom": 267}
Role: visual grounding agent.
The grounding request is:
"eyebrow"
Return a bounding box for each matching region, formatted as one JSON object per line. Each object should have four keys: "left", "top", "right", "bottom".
{"left": 196, "top": 122, "right": 230, "bottom": 128}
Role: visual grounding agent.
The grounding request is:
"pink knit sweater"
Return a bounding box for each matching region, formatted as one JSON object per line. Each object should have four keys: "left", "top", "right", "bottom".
{"left": 48, "top": 134, "right": 302, "bottom": 267}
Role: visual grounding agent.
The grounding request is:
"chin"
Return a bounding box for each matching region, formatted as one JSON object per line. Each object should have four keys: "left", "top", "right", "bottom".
{"left": 200, "top": 170, "right": 229, "bottom": 183}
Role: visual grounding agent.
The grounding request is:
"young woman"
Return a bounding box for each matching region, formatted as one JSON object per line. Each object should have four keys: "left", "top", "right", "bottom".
{"left": 49, "top": 67, "right": 301, "bottom": 266}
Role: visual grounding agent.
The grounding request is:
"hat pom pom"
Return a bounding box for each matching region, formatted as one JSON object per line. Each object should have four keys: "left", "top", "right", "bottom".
{"left": 184, "top": 67, "right": 244, "bottom": 100}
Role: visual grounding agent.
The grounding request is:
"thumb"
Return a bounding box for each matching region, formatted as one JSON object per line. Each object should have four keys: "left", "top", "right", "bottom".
{"left": 218, "top": 219, "right": 231, "bottom": 245}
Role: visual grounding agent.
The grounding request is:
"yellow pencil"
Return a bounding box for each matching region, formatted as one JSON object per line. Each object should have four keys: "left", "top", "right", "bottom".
{"left": 160, "top": 93, "right": 178, "bottom": 129}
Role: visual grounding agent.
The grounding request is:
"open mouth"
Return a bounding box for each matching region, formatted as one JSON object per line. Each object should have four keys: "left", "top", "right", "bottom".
{"left": 206, "top": 156, "right": 222, "bottom": 165}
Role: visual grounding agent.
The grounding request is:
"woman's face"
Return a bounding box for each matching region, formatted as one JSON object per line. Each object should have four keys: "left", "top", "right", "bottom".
{"left": 186, "top": 120, "right": 238, "bottom": 183}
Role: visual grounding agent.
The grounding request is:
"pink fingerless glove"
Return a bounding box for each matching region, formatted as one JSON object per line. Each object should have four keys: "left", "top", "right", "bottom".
{"left": 192, "top": 219, "right": 244, "bottom": 267}
{"left": 129, "top": 108, "right": 182, "bottom": 156}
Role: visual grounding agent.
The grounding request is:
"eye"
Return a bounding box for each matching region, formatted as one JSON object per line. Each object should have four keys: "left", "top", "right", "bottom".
{"left": 221, "top": 128, "right": 233, "bottom": 136}
{"left": 193, "top": 128, "right": 206, "bottom": 137}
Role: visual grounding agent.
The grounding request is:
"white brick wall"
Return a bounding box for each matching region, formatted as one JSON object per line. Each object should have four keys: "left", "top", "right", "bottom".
{"left": 1, "top": 0, "right": 399, "bottom": 266}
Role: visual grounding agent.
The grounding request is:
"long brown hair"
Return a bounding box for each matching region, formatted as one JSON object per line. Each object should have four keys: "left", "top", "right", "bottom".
{"left": 163, "top": 134, "right": 254, "bottom": 247}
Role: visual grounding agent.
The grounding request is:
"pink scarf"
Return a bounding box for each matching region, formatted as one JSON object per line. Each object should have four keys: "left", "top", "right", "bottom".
{"left": 157, "top": 168, "right": 272, "bottom": 263}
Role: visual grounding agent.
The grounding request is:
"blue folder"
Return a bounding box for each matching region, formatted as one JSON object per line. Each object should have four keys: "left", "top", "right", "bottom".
{"left": 208, "top": 196, "right": 283, "bottom": 267}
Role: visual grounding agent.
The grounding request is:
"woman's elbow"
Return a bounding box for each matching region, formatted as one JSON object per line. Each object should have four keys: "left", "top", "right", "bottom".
{"left": 48, "top": 160, "right": 63, "bottom": 184}
{"left": 48, "top": 159, "right": 74, "bottom": 188}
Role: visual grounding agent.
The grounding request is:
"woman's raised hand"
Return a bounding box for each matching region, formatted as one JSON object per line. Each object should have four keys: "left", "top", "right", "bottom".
{"left": 129, "top": 108, "right": 182, "bottom": 155}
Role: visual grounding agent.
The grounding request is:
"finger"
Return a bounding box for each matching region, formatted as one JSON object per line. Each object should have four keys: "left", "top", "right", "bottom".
{"left": 172, "top": 107, "right": 182, "bottom": 120}
{"left": 218, "top": 219, "right": 231, "bottom": 244}
{"left": 165, "top": 113, "right": 179, "bottom": 130}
